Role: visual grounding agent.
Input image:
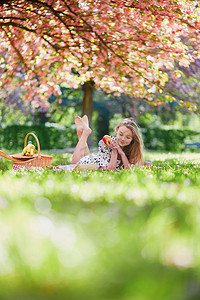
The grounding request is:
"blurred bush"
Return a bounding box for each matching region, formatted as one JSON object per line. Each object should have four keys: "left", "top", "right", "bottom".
{"left": 0, "top": 124, "right": 77, "bottom": 150}
{"left": 141, "top": 127, "right": 200, "bottom": 152}
{"left": 0, "top": 124, "right": 199, "bottom": 151}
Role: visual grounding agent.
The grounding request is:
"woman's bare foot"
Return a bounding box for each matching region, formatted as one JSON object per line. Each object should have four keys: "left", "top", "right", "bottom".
{"left": 75, "top": 116, "right": 83, "bottom": 139}
{"left": 82, "top": 117, "right": 92, "bottom": 136}
{"left": 82, "top": 115, "right": 89, "bottom": 127}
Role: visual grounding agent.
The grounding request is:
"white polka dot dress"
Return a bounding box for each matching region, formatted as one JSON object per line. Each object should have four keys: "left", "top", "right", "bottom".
{"left": 77, "top": 137, "right": 121, "bottom": 169}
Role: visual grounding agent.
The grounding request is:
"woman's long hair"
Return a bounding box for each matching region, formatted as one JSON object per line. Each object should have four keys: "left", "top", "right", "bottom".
{"left": 116, "top": 118, "right": 144, "bottom": 166}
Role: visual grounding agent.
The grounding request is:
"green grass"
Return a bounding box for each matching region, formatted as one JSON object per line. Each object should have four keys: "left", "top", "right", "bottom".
{"left": 0, "top": 152, "right": 200, "bottom": 300}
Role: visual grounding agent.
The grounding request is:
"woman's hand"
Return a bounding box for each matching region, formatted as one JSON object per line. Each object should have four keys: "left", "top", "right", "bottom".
{"left": 105, "top": 139, "right": 124, "bottom": 155}
{"left": 104, "top": 138, "right": 131, "bottom": 169}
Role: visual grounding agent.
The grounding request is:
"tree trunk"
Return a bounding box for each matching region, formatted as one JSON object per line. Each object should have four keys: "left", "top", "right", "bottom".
{"left": 82, "top": 80, "right": 94, "bottom": 148}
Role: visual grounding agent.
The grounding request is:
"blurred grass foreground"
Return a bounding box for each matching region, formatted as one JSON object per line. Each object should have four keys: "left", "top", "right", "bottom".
{"left": 0, "top": 152, "right": 200, "bottom": 300}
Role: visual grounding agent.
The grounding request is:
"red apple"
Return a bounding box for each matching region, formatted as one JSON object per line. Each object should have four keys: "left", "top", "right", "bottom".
{"left": 103, "top": 135, "right": 112, "bottom": 144}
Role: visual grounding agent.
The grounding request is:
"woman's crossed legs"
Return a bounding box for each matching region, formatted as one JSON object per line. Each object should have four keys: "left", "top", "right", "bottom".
{"left": 71, "top": 115, "right": 92, "bottom": 164}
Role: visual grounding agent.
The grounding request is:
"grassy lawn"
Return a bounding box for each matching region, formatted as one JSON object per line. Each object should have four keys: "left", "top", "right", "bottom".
{"left": 0, "top": 151, "right": 200, "bottom": 300}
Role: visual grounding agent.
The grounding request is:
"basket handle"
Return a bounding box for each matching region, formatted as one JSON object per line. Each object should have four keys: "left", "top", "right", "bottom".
{"left": 24, "top": 132, "right": 41, "bottom": 157}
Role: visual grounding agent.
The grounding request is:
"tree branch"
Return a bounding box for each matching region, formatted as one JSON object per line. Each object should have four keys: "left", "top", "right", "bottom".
{"left": 2, "top": 27, "right": 28, "bottom": 70}
{"left": 0, "top": 21, "right": 36, "bottom": 32}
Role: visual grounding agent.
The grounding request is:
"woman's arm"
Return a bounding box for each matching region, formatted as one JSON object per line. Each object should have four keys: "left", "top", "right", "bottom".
{"left": 105, "top": 139, "right": 131, "bottom": 169}
{"left": 106, "top": 149, "right": 118, "bottom": 170}
{"left": 118, "top": 149, "right": 131, "bottom": 169}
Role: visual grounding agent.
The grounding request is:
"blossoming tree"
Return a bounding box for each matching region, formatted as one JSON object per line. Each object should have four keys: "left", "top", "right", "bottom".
{"left": 0, "top": 0, "right": 200, "bottom": 123}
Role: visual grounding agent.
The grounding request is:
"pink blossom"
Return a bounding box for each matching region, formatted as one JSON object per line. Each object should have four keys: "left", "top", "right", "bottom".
{"left": 0, "top": 0, "right": 199, "bottom": 106}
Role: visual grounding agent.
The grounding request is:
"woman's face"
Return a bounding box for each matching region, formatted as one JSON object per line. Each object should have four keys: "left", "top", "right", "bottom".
{"left": 116, "top": 125, "right": 133, "bottom": 147}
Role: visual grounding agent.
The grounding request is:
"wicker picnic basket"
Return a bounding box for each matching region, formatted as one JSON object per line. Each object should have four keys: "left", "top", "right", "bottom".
{"left": 11, "top": 132, "right": 53, "bottom": 167}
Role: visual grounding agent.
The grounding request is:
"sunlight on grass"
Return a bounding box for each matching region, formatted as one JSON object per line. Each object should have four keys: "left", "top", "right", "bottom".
{"left": 0, "top": 152, "right": 200, "bottom": 300}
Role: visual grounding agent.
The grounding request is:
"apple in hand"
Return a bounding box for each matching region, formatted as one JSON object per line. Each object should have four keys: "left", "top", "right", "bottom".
{"left": 102, "top": 135, "right": 112, "bottom": 144}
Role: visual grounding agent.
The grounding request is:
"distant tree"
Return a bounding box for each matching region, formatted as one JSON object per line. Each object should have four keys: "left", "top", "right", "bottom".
{"left": 161, "top": 59, "right": 200, "bottom": 113}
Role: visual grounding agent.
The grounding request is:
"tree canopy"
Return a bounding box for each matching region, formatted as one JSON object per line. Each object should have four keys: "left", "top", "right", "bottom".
{"left": 0, "top": 0, "right": 200, "bottom": 109}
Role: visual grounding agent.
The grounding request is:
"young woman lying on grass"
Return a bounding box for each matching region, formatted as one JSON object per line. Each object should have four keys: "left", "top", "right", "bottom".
{"left": 71, "top": 115, "right": 144, "bottom": 170}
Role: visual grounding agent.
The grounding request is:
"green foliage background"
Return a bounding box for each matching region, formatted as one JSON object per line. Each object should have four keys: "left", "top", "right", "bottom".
{"left": 0, "top": 124, "right": 200, "bottom": 152}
